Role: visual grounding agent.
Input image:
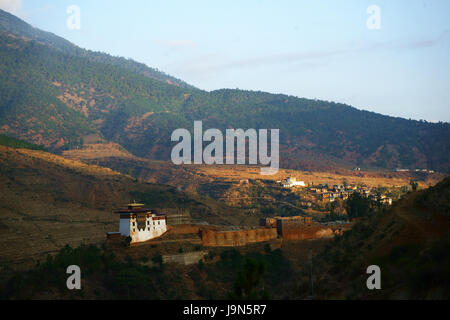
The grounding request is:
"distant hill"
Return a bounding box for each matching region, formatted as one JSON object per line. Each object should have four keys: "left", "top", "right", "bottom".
{"left": 0, "top": 9, "right": 449, "bottom": 172}
{"left": 0, "top": 9, "right": 196, "bottom": 89}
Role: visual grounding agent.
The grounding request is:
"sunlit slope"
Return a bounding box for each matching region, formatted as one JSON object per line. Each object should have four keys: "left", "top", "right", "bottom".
{"left": 0, "top": 145, "right": 252, "bottom": 267}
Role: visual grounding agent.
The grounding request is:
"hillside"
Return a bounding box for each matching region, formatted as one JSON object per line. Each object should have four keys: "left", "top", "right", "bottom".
{"left": 0, "top": 9, "right": 449, "bottom": 172}
{"left": 293, "top": 177, "right": 450, "bottom": 299}
{"left": 0, "top": 145, "right": 254, "bottom": 268}
{"left": 1, "top": 175, "right": 448, "bottom": 299}
{"left": 0, "top": 133, "right": 46, "bottom": 151}
{"left": 59, "top": 144, "right": 444, "bottom": 218}
{"left": 0, "top": 9, "right": 195, "bottom": 89}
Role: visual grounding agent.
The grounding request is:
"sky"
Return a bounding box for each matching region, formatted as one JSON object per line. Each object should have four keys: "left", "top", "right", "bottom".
{"left": 1, "top": 0, "right": 449, "bottom": 122}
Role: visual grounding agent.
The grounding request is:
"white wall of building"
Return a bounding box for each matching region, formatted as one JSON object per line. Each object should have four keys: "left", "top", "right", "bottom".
{"left": 119, "top": 214, "right": 167, "bottom": 243}
{"left": 282, "top": 178, "right": 305, "bottom": 188}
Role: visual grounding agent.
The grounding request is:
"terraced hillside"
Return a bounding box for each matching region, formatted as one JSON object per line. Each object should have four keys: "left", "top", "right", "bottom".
{"left": 0, "top": 145, "right": 253, "bottom": 268}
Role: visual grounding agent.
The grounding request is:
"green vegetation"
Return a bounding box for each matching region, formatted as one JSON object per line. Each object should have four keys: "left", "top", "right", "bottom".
{"left": 230, "top": 257, "right": 268, "bottom": 299}
{"left": 210, "top": 248, "right": 292, "bottom": 299}
{"left": 345, "top": 193, "right": 373, "bottom": 219}
{"left": 0, "top": 134, "right": 46, "bottom": 151}
{"left": 410, "top": 180, "right": 418, "bottom": 191}
{"left": 1, "top": 9, "right": 449, "bottom": 171}
{"left": 0, "top": 9, "right": 194, "bottom": 89}
{"left": 0, "top": 244, "right": 191, "bottom": 299}
{"left": 0, "top": 244, "right": 293, "bottom": 300}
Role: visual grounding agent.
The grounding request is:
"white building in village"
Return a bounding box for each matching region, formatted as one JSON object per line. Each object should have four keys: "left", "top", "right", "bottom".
{"left": 282, "top": 177, "right": 306, "bottom": 188}
{"left": 111, "top": 203, "right": 167, "bottom": 244}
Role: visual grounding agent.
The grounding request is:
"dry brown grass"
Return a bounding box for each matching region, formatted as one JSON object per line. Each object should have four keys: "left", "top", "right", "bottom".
{"left": 63, "top": 142, "right": 134, "bottom": 160}
{"left": 193, "top": 165, "right": 443, "bottom": 189}
{"left": 64, "top": 144, "right": 446, "bottom": 193}
{"left": 0, "top": 146, "right": 252, "bottom": 268}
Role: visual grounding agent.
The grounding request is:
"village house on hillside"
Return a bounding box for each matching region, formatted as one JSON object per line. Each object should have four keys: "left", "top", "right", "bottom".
{"left": 281, "top": 177, "right": 306, "bottom": 188}
{"left": 304, "top": 182, "right": 394, "bottom": 205}
{"left": 107, "top": 202, "right": 167, "bottom": 244}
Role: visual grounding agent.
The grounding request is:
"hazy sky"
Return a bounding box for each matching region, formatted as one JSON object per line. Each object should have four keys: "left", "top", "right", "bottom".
{"left": 2, "top": 0, "right": 449, "bottom": 122}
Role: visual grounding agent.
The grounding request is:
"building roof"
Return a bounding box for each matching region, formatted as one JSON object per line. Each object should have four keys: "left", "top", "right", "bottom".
{"left": 116, "top": 207, "right": 152, "bottom": 214}
{"left": 116, "top": 208, "right": 168, "bottom": 215}
{"left": 127, "top": 202, "right": 145, "bottom": 207}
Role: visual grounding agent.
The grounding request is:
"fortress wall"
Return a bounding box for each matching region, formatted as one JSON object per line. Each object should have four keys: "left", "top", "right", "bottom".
{"left": 278, "top": 220, "right": 333, "bottom": 240}
{"left": 201, "top": 228, "right": 278, "bottom": 247}
{"left": 167, "top": 224, "right": 221, "bottom": 236}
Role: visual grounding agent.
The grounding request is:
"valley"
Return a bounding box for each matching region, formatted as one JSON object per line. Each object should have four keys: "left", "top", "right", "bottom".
{"left": 0, "top": 7, "right": 449, "bottom": 301}
{"left": 63, "top": 141, "right": 445, "bottom": 219}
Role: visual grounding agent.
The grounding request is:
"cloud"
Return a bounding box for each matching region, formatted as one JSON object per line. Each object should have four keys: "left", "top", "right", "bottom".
{"left": 365, "top": 31, "right": 448, "bottom": 52}
{"left": 158, "top": 39, "right": 196, "bottom": 49}
{"left": 0, "top": 0, "right": 25, "bottom": 18}
{"left": 166, "top": 33, "right": 446, "bottom": 78}
{"left": 165, "top": 47, "right": 348, "bottom": 77}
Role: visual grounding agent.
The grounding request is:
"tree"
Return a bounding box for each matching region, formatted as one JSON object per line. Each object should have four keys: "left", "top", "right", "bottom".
{"left": 410, "top": 180, "right": 418, "bottom": 191}
{"left": 152, "top": 253, "right": 163, "bottom": 266}
{"left": 345, "top": 192, "right": 371, "bottom": 219}
{"left": 331, "top": 198, "right": 346, "bottom": 216}
{"left": 231, "top": 258, "right": 267, "bottom": 300}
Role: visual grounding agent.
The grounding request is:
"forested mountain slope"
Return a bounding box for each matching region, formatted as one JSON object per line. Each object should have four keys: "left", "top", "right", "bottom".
{"left": 1, "top": 9, "right": 448, "bottom": 172}
{"left": 0, "top": 9, "right": 195, "bottom": 89}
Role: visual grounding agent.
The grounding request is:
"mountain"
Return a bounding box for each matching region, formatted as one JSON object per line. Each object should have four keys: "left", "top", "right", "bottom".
{"left": 0, "top": 9, "right": 195, "bottom": 89}
{"left": 0, "top": 9, "right": 449, "bottom": 172}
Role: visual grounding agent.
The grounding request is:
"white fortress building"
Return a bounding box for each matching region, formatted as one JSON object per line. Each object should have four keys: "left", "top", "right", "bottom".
{"left": 281, "top": 177, "right": 306, "bottom": 188}
{"left": 110, "top": 203, "right": 167, "bottom": 244}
